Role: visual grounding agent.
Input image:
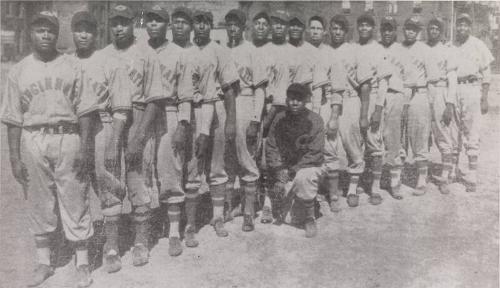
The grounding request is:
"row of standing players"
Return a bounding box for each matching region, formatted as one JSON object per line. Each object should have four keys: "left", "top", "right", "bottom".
{"left": 0, "top": 4, "right": 494, "bottom": 288}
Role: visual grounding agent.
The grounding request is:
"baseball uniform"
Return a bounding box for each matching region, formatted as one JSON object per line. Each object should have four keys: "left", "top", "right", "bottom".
{"left": 0, "top": 53, "right": 97, "bottom": 242}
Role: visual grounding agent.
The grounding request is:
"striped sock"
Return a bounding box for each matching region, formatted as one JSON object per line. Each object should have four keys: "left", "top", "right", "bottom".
{"left": 390, "top": 167, "right": 402, "bottom": 188}
{"left": 416, "top": 161, "right": 428, "bottom": 188}
{"left": 468, "top": 155, "right": 478, "bottom": 183}
{"left": 372, "top": 156, "right": 383, "bottom": 193}
{"left": 35, "top": 234, "right": 51, "bottom": 266}
{"left": 441, "top": 154, "right": 453, "bottom": 180}
{"left": 210, "top": 184, "right": 225, "bottom": 220}
{"left": 348, "top": 174, "right": 360, "bottom": 195}
{"left": 168, "top": 203, "right": 181, "bottom": 238}
{"left": 185, "top": 190, "right": 199, "bottom": 230}
{"left": 244, "top": 182, "right": 257, "bottom": 216}
{"left": 75, "top": 241, "right": 89, "bottom": 267}
{"left": 103, "top": 216, "right": 120, "bottom": 254}
{"left": 327, "top": 171, "right": 340, "bottom": 200}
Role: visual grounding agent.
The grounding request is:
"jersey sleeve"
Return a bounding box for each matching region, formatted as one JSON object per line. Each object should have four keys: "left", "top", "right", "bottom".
{"left": 109, "top": 63, "right": 133, "bottom": 112}
{"left": 0, "top": 69, "right": 23, "bottom": 126}
{"left": 74, "top": 63, "right": 100, "bottom": 117}
{"left": 216, "top": 46, "right": 239, "bottom": 89}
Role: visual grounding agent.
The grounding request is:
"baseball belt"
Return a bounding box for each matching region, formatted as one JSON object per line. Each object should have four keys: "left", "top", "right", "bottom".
{"left": 457, "top": 75, "right": 478, "bottom": 84}
{"left": 25, "top": 123, "right": 79, "bottom": 134}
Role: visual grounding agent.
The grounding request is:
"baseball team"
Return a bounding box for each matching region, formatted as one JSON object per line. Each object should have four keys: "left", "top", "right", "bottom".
{"left": 0, "top": 3, "right": 494, "bottom": 287}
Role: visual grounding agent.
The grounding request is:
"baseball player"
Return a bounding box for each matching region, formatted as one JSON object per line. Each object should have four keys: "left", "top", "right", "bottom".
{"left": 1, "top": 11, "right": 98, "bottom": 287}
{"left": 425, "top": 17, "right": 459, "bottom": 194}
{"left": 453, "top": 13, "right": 494, "bottom": 192}
{"left": 100, "top": 4, "right": 161, "bottom": 271}
{"left": 355, "top": 13, "right": 388, "bottom": 205}
{"left": 261, "top": 10, "right": 313, "bottom": 223}
{"left": 313, "top": 14, "right": 369, "bottom": 208}
{"left": 223, "top": 9, "right": 269, "bottom": 231}
{"left": 266, "top": 83, "right": 325, "bottom": 238}
{"left": 185, "top": 10, "right": 239, "bottom": 242}
{"left": 400, "top": 16, "right": 433, "bottom": 196}
{"left": 373, "top": 16, "right": 407, "bottom": 200}
{"left": 128, "top": 6, "right": 198, "bottom": 256}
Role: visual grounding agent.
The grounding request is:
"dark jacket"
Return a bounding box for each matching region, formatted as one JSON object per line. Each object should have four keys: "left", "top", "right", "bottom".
{"left": 266, "top": 109, "right": 325, "bottom": 174}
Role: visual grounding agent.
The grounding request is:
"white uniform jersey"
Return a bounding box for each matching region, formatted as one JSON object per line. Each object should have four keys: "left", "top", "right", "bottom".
{"left": 355, "top": 40, "right": 386, "bottom": 89}
{"left": 426, "top": 41, "right": 458, "bottom": 83}
{"left": 72, "top": 50, "right": 109, "bottom": 112}
{"left": 401, "top": 41, "right": 432, "bottom": 88}
{"left": 454, "top": 35, "right": 494, "bottom": 82}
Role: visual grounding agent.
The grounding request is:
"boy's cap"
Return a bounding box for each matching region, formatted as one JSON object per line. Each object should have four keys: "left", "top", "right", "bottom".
{"left": 31, "top": 11, "right": 59, "bottom": 28}
{"left": 110, "top": 5, "right": 135, "bottom": 20}
{"left": 145, "top": 4, "right": 169, "bottom": 22}
{"left": 287, "top": 83, "right": 310, "bottom": 100}
{"left": 71, "top": 11, "right": 97, "bottom": 31}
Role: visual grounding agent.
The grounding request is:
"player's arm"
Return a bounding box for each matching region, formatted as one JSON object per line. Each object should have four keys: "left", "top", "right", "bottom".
{"left": 222, "top": 80, "right": 239, "bottom": 143}
{"left": 6, "top": 124, "right": 28, "bottom": 190}
{"left": 105, "top": 110, "right": 129, "bottom": 177}
{"left": 326, "top": 92, "right": 342, "bottom": 140}
{"left": 370, "top": 77, "right": 387, "bottom": 131}
{"left": 359, "top": 80, "right": 371, "bottom": 136}
{"left": 75, "top": 111, "right": 99, "bottom": 180}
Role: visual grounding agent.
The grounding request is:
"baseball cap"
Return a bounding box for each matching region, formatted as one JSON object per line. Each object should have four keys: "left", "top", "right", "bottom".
{"left": 380, "top": 15, "right": 397, "bottom": 29}
{"left": 456, "top": 13, "right": 472, "bottom": 24}
{"left": 330, "top": 14, "right": 349, "bottom": 31}
{"left": 253, "top": 11, "right": 270, "bottom": 22}
{"left": 193, "top": 10, "right": 213, "bottom": 24}
{"left": 71, "top": 11, "right": 97, "bottom": 31}
{"left": 270, "top": 10, "right": 290, "bottom": 23}
{"left": 289, "top": 12, "right": 305, "bottom": 27}
{"left": 171, "top": 7, "right": 193, "bottom": 24}
{"left": 309, "top": 15, "right": 325, "bottom": 28}
{"left": 145, "top": 4, "right": 169, "bottom": 22}
{"left": 31, "top": 11, "right": 59, "bottom": 28}
{"left": 109, "top": 4, "right": 135, "bottom": 20}
{"left": 357, "top": 13, "right": 375, "bottom": 27}
{"left": 404, "top": 16, "right": 422, "bottom": 30}
{"left": 287, "top": 83, "right": 310, "bottom": 100}
{"left": 225, "top": 9, "right": 246, "bottom": 25}
{"left": 428, "top": 17, "right": 444, "bottom": 30}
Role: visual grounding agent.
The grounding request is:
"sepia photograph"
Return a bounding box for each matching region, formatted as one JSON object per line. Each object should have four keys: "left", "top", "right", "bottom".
{"left": 0, "top": 0, "right": 499, "bottom": 287}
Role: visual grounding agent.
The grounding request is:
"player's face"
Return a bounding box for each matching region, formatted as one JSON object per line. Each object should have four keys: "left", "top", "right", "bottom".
{"left": 403, "top": 26, "right": 418, "bottom": 43}
{"left": 271, "top": 18, "right": 288, "bottom": 41}
{"left": 456, "top": 21, "right": 471, "bottom": 39}
{"left": 171, "top": 16, "right": 192, "bottom": 40}
{"left": 252, "top": 17, "right": 269, "bottom": 41}
{"left": 427, "top": 24, "right": 441, "bottom": 42}
{"left": 110, "top": 17, "right": 134, "bottom": 44}
{"left": 73, "top": 22, "right": 96, "bottom": 51}
{"left": 308, "top": 20, "right": 324, "bottom": 44}
{"left": 329, "top": 22, "right": 346, "bottom": 45}
{"left": 226, "top": 19, "right": 243, "bottom": 41}
{"left": 358, "top": 21, "right": 374, "bottom": 40}
{"left": 286, "top": 96, "right": 306, "bottom": 114}
{"left": 288, "top": 20, "right": 305, "bottom": 41}
{"left": 381, "top": 26, "right": 396, "bottom": 46}
{"left": 193, "top": 19, "right": 211, "bottom": 42}
{"left": 145, "top": 13, "right": 167, "bottom": 40}
{"left": 31, "top": 21, "right": 58, "bottom": 53}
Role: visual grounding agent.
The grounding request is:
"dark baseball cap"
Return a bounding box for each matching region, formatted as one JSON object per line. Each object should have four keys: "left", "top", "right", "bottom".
{"left": 225, "top": 9, "right": 246, "bottom": 25}
{"left": 253, "top": 11, "right": 270, "bottom": 22}
{"left": 171, "top": 7, "right": 193, "bottom": 23}
{"left": 330, "top": 14, "right": 349, "bottom": 31}
{"left": 145, "top": 4, "right": 169, "bottom": 22}
{"left": 71, "top": 11, "right": 97, "bottom": 31}
{"left": 428, "top": 17, "right": 444, "bottom": 30}
{"left": 287, "top": 83, "right": 310, "bottom": 100}
{"left": 309, "top": 15, "right": 325, "bottom": 28}
{"left": 193, "top": 10, "right": 213, "bottom": 24}
{"left": 270, "top": 10, "right": 290, "bottom": 23}
{"left": 357, "top": 13, "right": 375, "bottom": 26}
{"left": 289, "top": 12, "right": 305, "bottom": 27}
{"left": 456, "top": 13, "right": 472, "bottom": 25}
{"left": 110, "top": 4, "right": 135, "bottom": 20}
{"left": 404, "top": 16, "right": 422, "bottom": 30}
{"left": 380, "top": 15, "right": 397, "bottom": 29}
{"left": 31, "top": 10, "right": 59, "bottom": 28}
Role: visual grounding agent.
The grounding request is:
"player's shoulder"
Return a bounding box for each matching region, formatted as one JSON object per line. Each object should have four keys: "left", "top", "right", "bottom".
{"left": 8, "top": 54, "right": 35, "bottom": 78}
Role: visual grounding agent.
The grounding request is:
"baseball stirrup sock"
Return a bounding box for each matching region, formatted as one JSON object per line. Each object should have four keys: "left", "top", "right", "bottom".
{"left": 416, "top": 161, "right": 428, "bottom": 188}
{"left": 185, "top": 191, "right": 199, "bottom": 228}
{"left": 168, "top": 203, "right": 181, "bottom": 238}
{"left": 225, "top": 182, "right": 235, "bottom": 210}
{"left": 210, "top": 184, "right": 226, "bottom": 220}
{"left": 104, "top": 217, "right": 120, "bottom": 254}
{"left": 327, "top": 171, "right": 340, "bottom": 199}
{"left": 372, "top": 156, "right": 383, "bottom": 192}
{"left": 244, "top": 182, "right": 257, "bottom": 216}
{"left": 133, "top": 208, "right": 151, "bottom": 246}
{"left": 468, "top": 155, "right": 478, "bottom": 182}
{"left": 348, "top": 174, "right": 360, "bottom": 195}
{"left": 35, "top": 235, "right": 51, "bottom": 266}
{"left": 75, "top": 241, "right": 89, "bottom": 267}
{"left": 441, "top": 154, "right": 453, "bottom": 179}
{"left": 303, "top": 199, "right": 316, "bottom": 221}
{"left": 390, "top": 167, "right": 402, "bottom": 188}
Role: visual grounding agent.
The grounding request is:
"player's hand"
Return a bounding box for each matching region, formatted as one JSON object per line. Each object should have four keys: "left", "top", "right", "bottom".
{"left": 246, "top": 121, "right": 260, "bottom": 153}
{"left": 326, "top": 118, "right": 339, "bottom": 140}
{"left": 195, "top": 133, "right": 210, "bottom": 159}
{"left": 370, "top": 105, "right": 383, "bottom": 132}
{"left": 73, "top": 147, "right": 94, "bottom": 181}
{"left": 105, "top": 143, "right": 121, "bottom": 178}
{"left": 172, "top": 121, "right": 190, "bottom": 155}
{"left": 225, "top": 120, "right": 236, "bottom": 144}
{"left": 11, "top": 158, "right": 29, "bottom": 187}
{"left": 480, "top": 96, "right": 488, "bottom": 115}
{"left": 125, "top": 137, "right": 143, "bottom": 169}
{"left": 441, "top": 103, "right": 455, "bottom": 126}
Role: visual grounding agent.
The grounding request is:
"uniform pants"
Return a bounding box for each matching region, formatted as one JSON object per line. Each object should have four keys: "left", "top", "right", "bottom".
{"left": 290, "top": 167, "right": 323, "bottom": 201}
{"left": 186, "top": 100, "right": 228, "bottom": 193}
{"left": 456, "top": 83, "right": 482, "bottom": 156}
{"left": 429, "top": 84, "right": 460, "bottom": 155}
{"left": 319, "top": 102, "right": 348, "bottom": 173}
{"left": 406, "top": 88, "right": 431, "bottom": 162}
{"left": 157, "top": 106, "right": 186, "bottom": 204}
{"left": 366, "top": 91, "right": 405, "bottom": 167}
{"left": 22, "top": 129, "right": 93, "bottom": 242}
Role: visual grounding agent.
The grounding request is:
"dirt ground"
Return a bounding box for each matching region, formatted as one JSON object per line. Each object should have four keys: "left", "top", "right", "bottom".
{"left": 0, "top": 63, "right": 498, "bottom": 288}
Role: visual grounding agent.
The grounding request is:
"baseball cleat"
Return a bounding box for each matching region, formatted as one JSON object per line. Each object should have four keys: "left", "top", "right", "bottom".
{"left": 389, "top": 184, "right": 403, "bottom": 200}
{"left": 27, "top": 264, "right": 54, "bottom": 287}
{"left": 413, "top": 185, "right": 426, "bottom": 196}
{"left": 213, "top": 217, "right": 228, "bottom": 237}
{"left": 260, "top": 205, "right": 273, "bottom": 224}
{"left": 369, "top": 192, "right": 383, "bottom": 205}
{"left": 104, "top": 251, "right": 121, "bottom": 274}
{"left": 76, "top": 264, "right": 92, "bottom": 288}
{"left": 131, "top": 244, "right": 149, "bottom": 267}
{"left": 242, "top": 215, "right": 255, "bottom": 232}
{"left": 347, "top": 194, "right": 359, "bottom": 207}
{"left": 304, "top": 219, "right": 318, "bottom": 238}
{"left": 185, "top": 226, "right": 199, "bottom": 248}
{"left": 168, "top": 237, "right": 183, "bottom": 257}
